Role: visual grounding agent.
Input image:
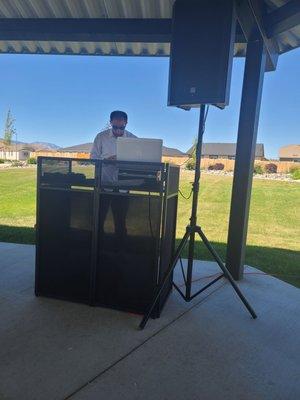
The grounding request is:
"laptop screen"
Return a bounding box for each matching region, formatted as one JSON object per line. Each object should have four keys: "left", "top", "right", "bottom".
{"left": 117, "top": 138, "right": 163, "bottom": 162}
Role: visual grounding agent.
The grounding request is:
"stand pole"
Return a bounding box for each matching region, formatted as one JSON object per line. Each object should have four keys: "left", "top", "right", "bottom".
{"left": 185, "top": 105, "right": 206, "bottom": 298}
{"left": 139, "top": 106, "right": 257, "bottom": 330}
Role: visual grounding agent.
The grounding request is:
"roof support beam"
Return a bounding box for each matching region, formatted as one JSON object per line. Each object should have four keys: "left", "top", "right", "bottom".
{"left": 0, "top": 18, "right": 172, "bottom": 43}
{"left": 235, "top": 0, "right": 278, "bottom": 70}
{"left": 0, "top": 18, "right": 247, "bottom": 44}
{"left": 264, "top": 0, "right": 300, "bottom": 37}
{"left": 226, "top": 39, "right": 267, "bottom": 280}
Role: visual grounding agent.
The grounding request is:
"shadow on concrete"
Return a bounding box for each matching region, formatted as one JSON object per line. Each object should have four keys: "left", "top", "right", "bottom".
{"left": 0, "top": 225, "right": 299, "bottom": 287}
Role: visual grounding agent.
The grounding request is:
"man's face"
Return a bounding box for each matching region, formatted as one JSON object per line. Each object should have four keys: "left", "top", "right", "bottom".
{"left": 111, "top": 118, "right": 127, "bottom": 136}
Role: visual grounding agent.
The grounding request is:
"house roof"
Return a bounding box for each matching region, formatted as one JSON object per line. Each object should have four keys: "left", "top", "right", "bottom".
{"left": 0, "top": 0, "right": 299, "bottom": 57}
{"left": 279, "top": 144, "right": 300, "bottom": 158}
{"left": 62, "top": 143, "right": 93, "bottom": 153}
{"left": 61, "top": 142, "right": 186, "bottom": 157}
{"left": 187, "top": 143, "right": 265, "bottom": 158}
{"left": 0, "top": 141, "right": 35, "bottom": 152}
{"left": 161, "top": 146, "right": 187, "bottom": 157}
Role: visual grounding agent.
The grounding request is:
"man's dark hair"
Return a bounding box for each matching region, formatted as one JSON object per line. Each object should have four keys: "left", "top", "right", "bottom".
{"left": 110, "top": 110, "right": 128, "bottom": 121}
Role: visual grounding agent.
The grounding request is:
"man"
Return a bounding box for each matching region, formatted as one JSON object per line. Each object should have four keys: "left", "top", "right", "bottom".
{"left": 91, "top": 110, "right": 136, "bottom": 162}
{"left": 91, "top": 110, "right": 136, "bottom": 242}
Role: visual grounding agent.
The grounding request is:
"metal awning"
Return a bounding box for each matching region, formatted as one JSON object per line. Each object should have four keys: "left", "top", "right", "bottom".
{"left": 0, "top": 0, "right": 299, "bottom": 57}
{"left": 0, "top": 0, "right": 299, "bottom": 281}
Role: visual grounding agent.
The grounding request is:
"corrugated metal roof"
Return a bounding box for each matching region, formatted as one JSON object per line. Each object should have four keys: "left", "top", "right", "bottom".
{"left": 187, "top": 143, "right": 265, "bottom": 158}
{"left": 0, "top": 40, "right": 170, "bottom": 57}
{"left": 0, "top": 0, "right": 299, "bottom": 57}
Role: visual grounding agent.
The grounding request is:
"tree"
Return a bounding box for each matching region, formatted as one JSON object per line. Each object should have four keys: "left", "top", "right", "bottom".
{"left": 3, "top": 110, "right": 16, "bottom": 146}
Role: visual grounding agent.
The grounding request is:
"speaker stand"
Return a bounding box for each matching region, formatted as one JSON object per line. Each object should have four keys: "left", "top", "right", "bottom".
{"left": 139, "top": 105, "right": 257, "bottom": 330}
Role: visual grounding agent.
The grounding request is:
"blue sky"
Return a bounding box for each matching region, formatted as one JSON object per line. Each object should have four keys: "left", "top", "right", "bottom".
{"left": 0, "top": 47, "right": 299, "bottom": 159}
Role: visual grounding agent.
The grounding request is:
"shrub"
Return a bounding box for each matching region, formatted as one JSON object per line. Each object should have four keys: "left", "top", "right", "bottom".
{"left": 208, "top": 163, "right": 224, "bottom": 171}
{"left": 11, "top": 160, "right": 23, "bottom": 167}
{"left": 185, "top": 158, "right": 195, "bottom": 170}
{"left": 291, "top": 169, "right": 300, "bottom": 180}
{"left": 0, "top": 159, "right": 5, "bottom": 164}
{"left": 254, "top": 164, "right": 264, "bottom": 174}
{"left": 215, "top": 163, "right": 225, "bottom": 170}
{"left": 27, "top": 157, "right": 37, "bottom": 165}
{"left": 265, "top": 163, "right": 277, "bottom": 174}
{"left": 289, "top": 165, "right": 300, "bottom": 174}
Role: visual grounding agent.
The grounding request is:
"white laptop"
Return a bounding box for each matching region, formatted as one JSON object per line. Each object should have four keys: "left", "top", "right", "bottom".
{"left": 117, "top": 137, "right": 163, "bottom": 162}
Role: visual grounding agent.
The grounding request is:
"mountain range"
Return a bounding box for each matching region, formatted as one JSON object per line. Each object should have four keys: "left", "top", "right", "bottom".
{"left": 0, "top": 139, "right": 60, "bottom": 150}
{"left": 28, "top": 141, "right": 61, "bottom": 150}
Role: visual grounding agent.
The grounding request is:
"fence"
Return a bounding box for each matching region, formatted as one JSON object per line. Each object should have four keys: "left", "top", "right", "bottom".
{"left": 30, "top": 151, "right": 299, "bottom": 173}
{"left": 30, "top": 151, "right": 91, "bottom": 159}
{"left": 30, "top": 151, "right": 190, "bottom": 166}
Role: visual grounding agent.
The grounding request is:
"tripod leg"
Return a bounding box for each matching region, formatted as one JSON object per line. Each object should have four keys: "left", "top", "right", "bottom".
{"left": 139, "top": 230, "right": 190, "bottom": 330}
{"left": 186, "top": 230, "right": 195, "bottom": 299}
{"left": 189, "top": 273, "right": 224, "bottom": 300}
{"left": 197, "top": 228, "right": 257, "bottom": 319}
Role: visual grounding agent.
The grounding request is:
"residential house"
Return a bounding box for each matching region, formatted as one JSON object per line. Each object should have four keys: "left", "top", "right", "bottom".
{"left": 279, "top": 145, "right": 300, "bottom": 162}
{"left": 0, "top": 143, "right": 34, "bottom": 160}
{"left": 187, "top": 143, "right": 265, "bottom": 160}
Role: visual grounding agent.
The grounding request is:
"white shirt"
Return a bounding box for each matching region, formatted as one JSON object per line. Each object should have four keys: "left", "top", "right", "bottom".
{"left": 91, "top": 128, "right": 137, "bottom": 183}
{"left": 91, "top": 128, "right": 136, "bottom": 160}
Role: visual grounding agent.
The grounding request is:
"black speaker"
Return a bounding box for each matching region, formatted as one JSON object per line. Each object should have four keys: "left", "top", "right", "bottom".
{"left": 168, "top": 0, "right": 236, "bottom": 108}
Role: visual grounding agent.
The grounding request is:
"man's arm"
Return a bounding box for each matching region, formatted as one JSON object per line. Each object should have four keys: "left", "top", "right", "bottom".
{"left": 90, "top": 133, "right": 102, "bottom": 159}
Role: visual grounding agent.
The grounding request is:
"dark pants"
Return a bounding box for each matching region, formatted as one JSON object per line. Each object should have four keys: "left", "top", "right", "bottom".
{"left": 99, "top": 194, "right": 129, "bottom": 240}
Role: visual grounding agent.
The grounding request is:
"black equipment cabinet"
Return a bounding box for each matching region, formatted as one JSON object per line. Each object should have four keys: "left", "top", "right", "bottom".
{"left": 35, "top": 157, "right": 179, "bottom": 317}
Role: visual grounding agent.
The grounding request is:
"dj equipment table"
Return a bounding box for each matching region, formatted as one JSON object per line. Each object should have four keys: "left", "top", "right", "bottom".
{"left": 35, "top": 157, "right": 179, "bottom": 317}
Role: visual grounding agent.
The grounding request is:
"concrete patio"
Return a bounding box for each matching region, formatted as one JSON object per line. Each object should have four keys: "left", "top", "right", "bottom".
{"left": 0, "top": 241, "right": 299, "bottom": 400}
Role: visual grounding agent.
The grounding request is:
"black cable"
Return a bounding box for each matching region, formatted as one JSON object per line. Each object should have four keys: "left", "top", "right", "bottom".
{"left": 178, "top": 188, "right": 193, "bottom": 200}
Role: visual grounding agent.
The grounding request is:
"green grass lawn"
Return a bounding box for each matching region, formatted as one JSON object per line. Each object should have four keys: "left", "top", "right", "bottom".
{"left": 0, "top": 167, "right": 299, "bottom": 287}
